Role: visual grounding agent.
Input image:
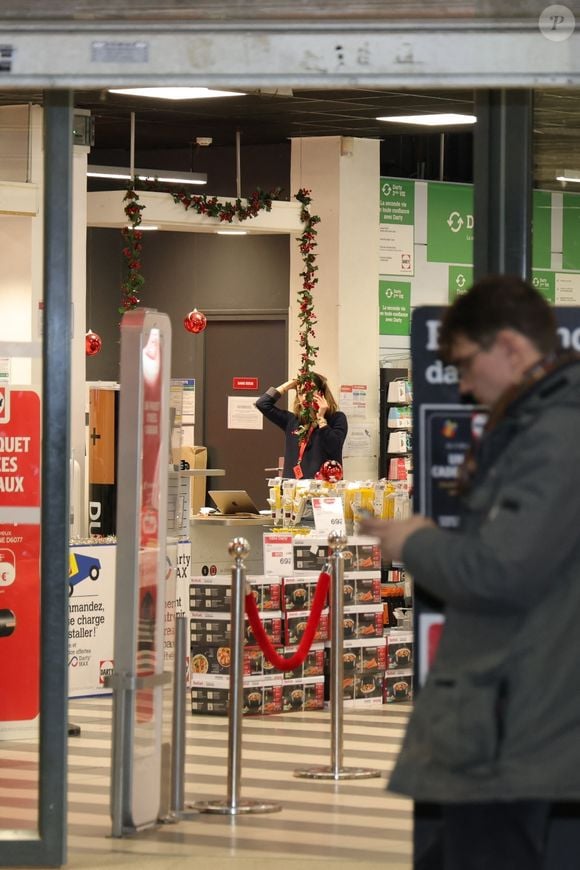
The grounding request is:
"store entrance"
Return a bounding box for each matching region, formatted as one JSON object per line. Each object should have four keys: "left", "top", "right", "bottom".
{"left": 202, "top": 316, "right": 287, "bottom": 507}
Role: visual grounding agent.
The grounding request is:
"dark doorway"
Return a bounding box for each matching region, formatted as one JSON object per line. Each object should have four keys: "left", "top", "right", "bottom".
{"left": 203, "top": 317, "right": 287, "bottom": 506}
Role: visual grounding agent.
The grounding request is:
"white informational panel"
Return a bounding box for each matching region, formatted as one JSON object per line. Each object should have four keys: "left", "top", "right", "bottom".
{"left": 68, "top": 544, "right": 116, "bottom": 697}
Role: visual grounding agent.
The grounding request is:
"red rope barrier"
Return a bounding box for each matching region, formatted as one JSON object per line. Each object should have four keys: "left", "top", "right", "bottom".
{"left": 245, "top": 570, "right": 330, "bottom": 671}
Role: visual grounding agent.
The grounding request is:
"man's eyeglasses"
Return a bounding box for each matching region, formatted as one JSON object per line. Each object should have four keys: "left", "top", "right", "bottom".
{"left": 450, "top": 347, "right": 485, "bottom": 377}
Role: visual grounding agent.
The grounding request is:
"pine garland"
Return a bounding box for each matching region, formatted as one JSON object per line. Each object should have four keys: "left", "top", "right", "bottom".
{"left": 293, "top": 188, "right": 321, "bottom": 438}
{"left": 118, "top": 183, "right": 321, "bottom": 442}
{"left": 119, "top": 184, "right": 146, "bottom": 315}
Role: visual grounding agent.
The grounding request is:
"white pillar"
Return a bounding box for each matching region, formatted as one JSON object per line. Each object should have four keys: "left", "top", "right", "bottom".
{"left": 290, "top": 136, "right": 380, "bottom": 480}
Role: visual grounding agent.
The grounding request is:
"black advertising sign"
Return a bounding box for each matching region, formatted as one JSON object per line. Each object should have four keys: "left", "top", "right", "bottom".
{"left": 412, "top": 305, "right": 580, "bottom": 520}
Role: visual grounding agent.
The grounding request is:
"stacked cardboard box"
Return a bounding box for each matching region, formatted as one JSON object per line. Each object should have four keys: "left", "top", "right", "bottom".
{"left": 189, "top": 574, "right": 284, "bottom": 715}
{"left": 384, "top": 629, "right": 414, "bottom": 703}
{"left": 287, "top": 536, "right": 387, "bottom": 708}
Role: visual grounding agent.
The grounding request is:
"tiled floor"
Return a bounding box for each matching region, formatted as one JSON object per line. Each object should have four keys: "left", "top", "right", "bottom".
{"left": 1, "top": 699, "right": 413, "bottom": 869}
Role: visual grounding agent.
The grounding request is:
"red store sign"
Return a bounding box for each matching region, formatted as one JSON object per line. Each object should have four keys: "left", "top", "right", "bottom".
{"left": 0, "top": 388, "right": 41, "bottom": 724}
{"left": 232, "top": 377, "right": 259, "bottom": 391}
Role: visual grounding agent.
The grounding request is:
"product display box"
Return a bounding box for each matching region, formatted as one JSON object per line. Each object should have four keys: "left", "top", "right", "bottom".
{"left": 384, "top": 670, "right": 413, "bottom": 703}
{"left": 191, "top": 673, "right": 284, "bottom": 716}
{"left": 282, "top": 575, "right": 327, "bottom": 612}
{"left": 189, "top": 574, "right": 281, "bottom": 613}
{"left": 331, "top": 673, "right": 385, "bottom": 707}
{"left": 190, "top": 611, "right": 283, "bottom": 646}
{"left": 292, "top": 537, "right": 381, "bottom": 577}
{"left": 343, "top": 576, "right": 381, "bottom": 605}
{"left": 190, "top": 642, "right": 285, "bottom": 678}
{"left": 284, "top": 608, "right": 329, "bottom": 646}
{"left": 245, "top": 646, "right": 284, "bottom": 678}
{"left": 281, "top": 642, "right": 325, "bottom": 680}
{"left": 340, "top": 604, "right": 384, "bottom": 640}
{"left": 386, "top": 630, "right": 414, "bottom": 670}
{"left": 282, "top": 676, "right": 325, "bottom": 712}
{"left": 332, "top": 637, "right": 387, "bottom": 675}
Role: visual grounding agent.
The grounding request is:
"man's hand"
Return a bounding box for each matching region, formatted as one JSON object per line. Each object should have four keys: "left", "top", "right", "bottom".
{"left": 359, "top": 515, "right": 435, "bottom": 562}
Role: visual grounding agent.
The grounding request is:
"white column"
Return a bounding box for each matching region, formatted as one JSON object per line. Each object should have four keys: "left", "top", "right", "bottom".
{"left": 290, "top": 136, "right": 380, "bottom": 480}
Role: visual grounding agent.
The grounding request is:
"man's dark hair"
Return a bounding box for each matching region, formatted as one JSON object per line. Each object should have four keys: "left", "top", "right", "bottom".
{"left": 439, "top": 274, "right": 559, "bottom": 362}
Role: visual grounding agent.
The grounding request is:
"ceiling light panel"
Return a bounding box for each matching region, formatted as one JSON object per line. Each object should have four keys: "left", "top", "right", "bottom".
{"left": 108, "top": 87, "right": 244, "bottom": 100}
{"left": 376, "top": 113, "right": 477, "bottom": 126}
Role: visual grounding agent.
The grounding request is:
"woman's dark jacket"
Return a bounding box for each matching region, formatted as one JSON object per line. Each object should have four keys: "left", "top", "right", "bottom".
{"left": 255, "top": 387, "right": 348, "bottom": 479}
{"left": 392, "top": 356, "right": 580, "bottom": 802}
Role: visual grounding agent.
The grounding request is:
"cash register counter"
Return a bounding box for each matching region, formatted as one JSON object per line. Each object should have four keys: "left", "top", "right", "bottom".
{"left": 189, "top": 514, "right": 273, "bottom": 576}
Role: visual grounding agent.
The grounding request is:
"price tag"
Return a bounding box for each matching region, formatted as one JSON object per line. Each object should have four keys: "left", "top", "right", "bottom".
{"left": 263, "top": 533, "right": 293, "bottom": 576}
{"left": 311, "top": 497, "right": 345, "bottom": 536}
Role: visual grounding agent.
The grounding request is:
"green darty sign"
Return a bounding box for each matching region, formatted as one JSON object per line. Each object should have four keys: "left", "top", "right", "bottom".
{"left": 380, "top": 178, "right": 415, "bottom": 226}
{"left": 532, "top": 191, "right": 551, "bottom": 270}
{"left": 531, "top": 270, "right": 555, "bottom": 303}
{"left": 448, "top": 265, "right": 474, "bottom": 302}
{"left": 428, "top": 184, "right": 551, "bottom": 268}
{"left": 427, "top": 182, "right": 474, "bottom": 264}
{"left": 379, "top": 280, "right": 411, "bottom": 335}
{"left": 562, "top": 193, "right": 580, "bottom": 270}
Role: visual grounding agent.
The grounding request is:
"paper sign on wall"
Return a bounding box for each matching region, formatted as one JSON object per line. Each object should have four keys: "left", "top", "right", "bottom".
{"left": 227, "top": 396, "right": 263, "bottom": 430}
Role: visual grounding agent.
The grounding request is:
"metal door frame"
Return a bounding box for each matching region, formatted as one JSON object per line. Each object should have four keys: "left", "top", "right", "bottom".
{"left": 2, "top": 9, "right": 580, "bottom": 868}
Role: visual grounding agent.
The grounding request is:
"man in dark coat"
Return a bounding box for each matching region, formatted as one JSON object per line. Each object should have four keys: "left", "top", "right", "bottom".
{"left": 362, "top": 275, "right": 580, "bottom": 870}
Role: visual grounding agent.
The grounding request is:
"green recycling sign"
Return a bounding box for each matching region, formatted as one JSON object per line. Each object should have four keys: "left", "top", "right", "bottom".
{"left": 448, "top": 266, "right": 474, "bottom": 302}
{"left": 427, "top": 182, "right": 474, "bottom": 264}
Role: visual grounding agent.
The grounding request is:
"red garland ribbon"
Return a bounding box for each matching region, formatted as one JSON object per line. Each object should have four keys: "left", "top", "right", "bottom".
{"left": 244, "top": 570, "right": 330, "bottom": 670}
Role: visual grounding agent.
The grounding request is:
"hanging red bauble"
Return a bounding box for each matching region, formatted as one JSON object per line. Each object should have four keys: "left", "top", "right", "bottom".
{"left": 318, "top": 460, "right": 343, "bottom": 482}
{"left": 85, "top": 329, "right": 102, "bottom": 356}
{"left": 184, "top": 308, "right": 207, "bottom": 334}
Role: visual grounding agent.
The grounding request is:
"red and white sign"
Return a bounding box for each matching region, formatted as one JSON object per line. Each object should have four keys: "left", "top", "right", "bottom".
{"left": 0, "top": 389, "right": 41, "bottom": 726}
{"left": 263, "top": 533, "right": 293, "bottom": 576}
{"left": 232, "top": 376, "right": 259, "bottom": 391}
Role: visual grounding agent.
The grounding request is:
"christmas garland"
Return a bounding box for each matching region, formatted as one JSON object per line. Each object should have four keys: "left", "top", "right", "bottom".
{"left": 293, "top": 188, "right": 321, "bottom": 437}
{"left": 118, "top": 184, "right": 321, "bottom": 434}
{"left": 119, "top": 184, "right": 146, "bottom": 315}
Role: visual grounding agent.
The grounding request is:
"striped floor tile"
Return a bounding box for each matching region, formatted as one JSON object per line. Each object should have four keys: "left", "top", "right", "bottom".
{"left": 0, "top": 698, "right": 413, "bottom": 869}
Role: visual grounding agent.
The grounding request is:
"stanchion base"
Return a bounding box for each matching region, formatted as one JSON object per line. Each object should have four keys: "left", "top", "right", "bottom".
{"left": 294, "top": 766, "right": 381, "bottom": 780}
{"left": 158, "top": 808, "right": 200, "bottom": 823}
{"left": 191, "top": 798, "right": 281, "bottom": 815}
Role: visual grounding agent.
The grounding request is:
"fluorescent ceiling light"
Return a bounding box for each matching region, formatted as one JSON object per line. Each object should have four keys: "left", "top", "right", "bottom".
{"left": 216, "top": 230, "right": 247, "bottom": 236}
{"left": 376, "top": 113, "right": 477, "bottom": 126}
{"left": 108, "top": 87, "right": 244, "bottom": 100}
{"left": 556, "top": 170, "right": 580, "bottom": 183}
{"left": 127, "top": 224, "right": 158, "bottom": 230}
{"left": 87, "top": 165, "right": 207, "bottom": 185}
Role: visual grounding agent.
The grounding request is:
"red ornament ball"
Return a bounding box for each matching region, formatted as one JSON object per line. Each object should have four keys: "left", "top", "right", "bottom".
{"left": 85, "top": 330, "right": 102, "bottom": 356}
{"left": 319, "top": 460, "right": 343, "bottom": 482}
{"left": 184, "top": 308, "right": 207, "bottom": 334}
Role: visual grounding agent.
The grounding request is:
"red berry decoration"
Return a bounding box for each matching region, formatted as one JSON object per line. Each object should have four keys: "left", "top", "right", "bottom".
{"left": 319, "top": 460, "right": 343, "bottom": 482}
{"left": 184, "top": 308, "right": 207, "bottom": 334}
{"left": 85, "top": 329, "right": 102, "bottom": 356}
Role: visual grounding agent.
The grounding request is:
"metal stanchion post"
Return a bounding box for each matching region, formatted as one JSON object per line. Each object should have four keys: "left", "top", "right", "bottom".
{"left": 295, "top": 531, "right": 381, "bottom": 780}
{"left": 192, "top": 537, "right": 281, "bottom": 814}
{"left": 161, "top": 614, "right": 198, "bottom": 821}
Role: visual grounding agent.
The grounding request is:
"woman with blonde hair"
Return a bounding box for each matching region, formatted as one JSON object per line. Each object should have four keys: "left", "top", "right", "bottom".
{"left": 256, "top": 372, "right": 348, "bottom": 479}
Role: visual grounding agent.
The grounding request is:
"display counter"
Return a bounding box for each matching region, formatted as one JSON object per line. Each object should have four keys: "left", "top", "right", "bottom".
{"left": 189, "top": 515, "right": 273, "bottom": 575}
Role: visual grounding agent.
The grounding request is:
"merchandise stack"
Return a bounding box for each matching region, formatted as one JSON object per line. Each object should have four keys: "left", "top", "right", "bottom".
{"left": 189, "top": 574, "right": 285, "bottom": 716}
{"left": 288, "top": 536, "right": 386, "bottom": 708}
